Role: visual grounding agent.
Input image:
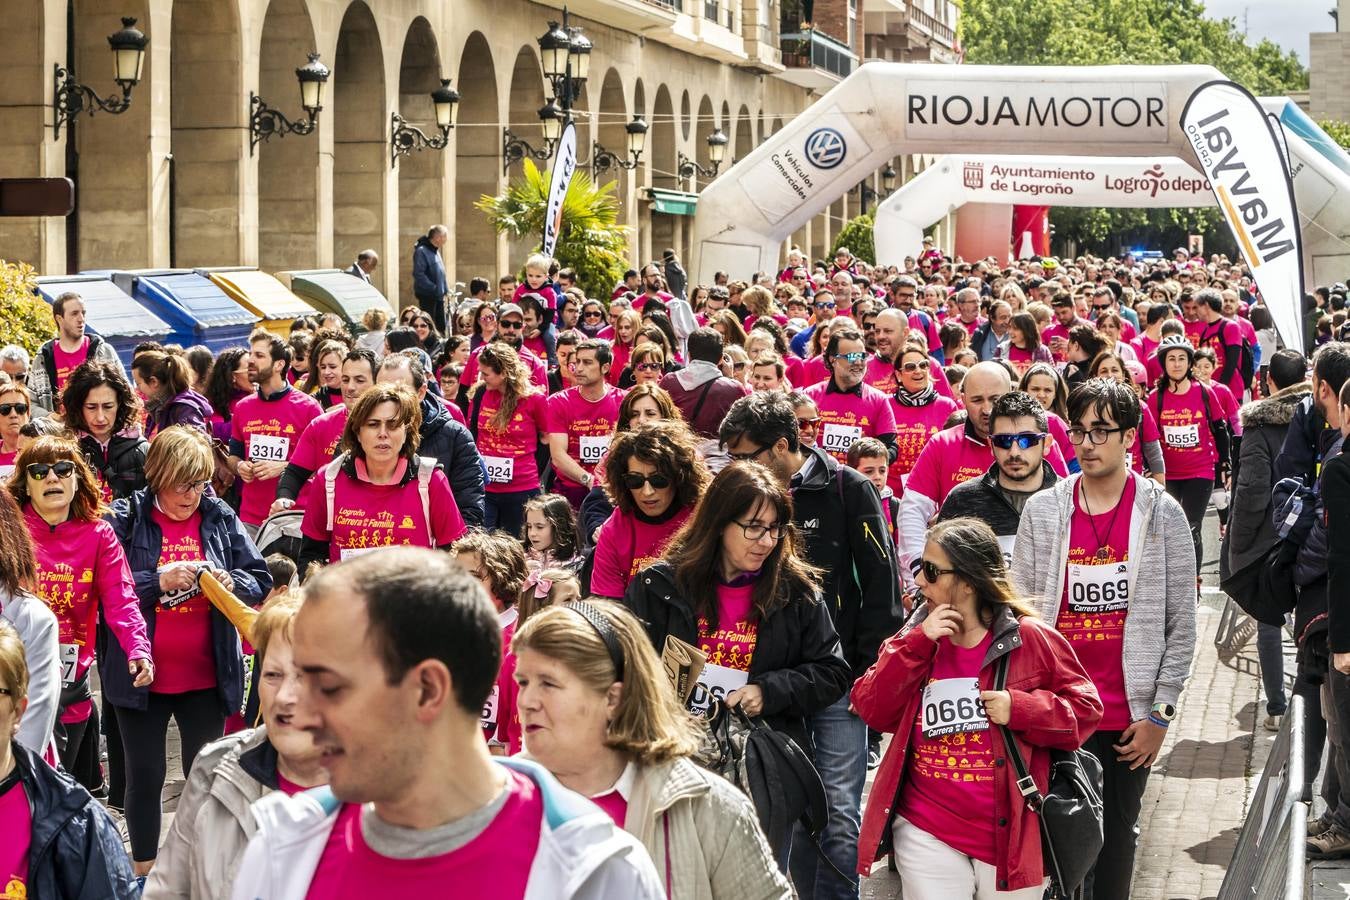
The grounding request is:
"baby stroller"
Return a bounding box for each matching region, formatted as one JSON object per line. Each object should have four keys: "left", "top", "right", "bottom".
{"left": 254, "top": 508, "right": 305, "bottom": 572}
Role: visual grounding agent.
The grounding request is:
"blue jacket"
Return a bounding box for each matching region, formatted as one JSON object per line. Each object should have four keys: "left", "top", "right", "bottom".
{"left": 412, "top": 237, "right": 447, "bottom": 303}
{"left": 11, "top": 740, "right": 139, "bottom": 898}
{"left": 104, "top": 489, "right": 271, "bottom": 714}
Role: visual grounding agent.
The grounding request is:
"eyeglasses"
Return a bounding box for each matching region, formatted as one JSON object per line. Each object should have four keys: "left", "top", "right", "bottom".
{"left": 172, "top": 480, "right": 212, "bottom": 496}
{"left": 621, "top": 471, "right": 672, "bottom": 490}
{"left": 636, "top": 362, "right": 663, "bottom": 372}
{"left": 6, "top": 374, "right": 24, "bottom": 384}
{"left": 499, "top": 320, "right": 524, "bottom": 330}
{"left": 834, "top": 352, "right": 867, "bottom": 365}
{"left": 736, "top": 520, "right": 785, "bottom": 542}
{"left": 895, "top": 292, "right": 916, "bottom": 301}
{"left": 480, "top": 313, "right": 497, "bottom": 323}
{"left": 1093, "top": 303, "right": 1113, "bottom": 312}
{"left": 26, "top": 461, "right": 76, "bottom": 480}
{"left": 899, "top": 361, "right": 928, "bottom": 373}
{"left": 814, "top": 301, "right": 836, "bottom": 310}
{"left": 728, "top": 445, "right": 769, "bottom": 462}
{"left": 0, "top": 403, "right": 29, "bottom": 416}
{"left": 920, "top": 559, "right": 958, "bottom": 582}
{"left": 797, "top": 417, "right": 821, "bottom": 431}
{"left": 583, "top": 310, "right": 604, "bottom": 319}
{"left": 1067, "top": 426, "right": 1127, "bottom": 445}
{"left": 731, "top": 361, "right": 749, "bottom": 371}
{"left": 990, "top": 432, "right": 1046, "bottom": 451}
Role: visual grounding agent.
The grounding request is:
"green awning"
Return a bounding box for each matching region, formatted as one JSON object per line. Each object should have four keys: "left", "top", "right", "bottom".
{"left": 648, "top": 188, "right": 699, "bottom": 216}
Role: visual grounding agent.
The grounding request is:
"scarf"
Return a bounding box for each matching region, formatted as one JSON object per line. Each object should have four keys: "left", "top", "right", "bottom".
{"left": 895, "top": 384, "right": 938, "bottom": 407}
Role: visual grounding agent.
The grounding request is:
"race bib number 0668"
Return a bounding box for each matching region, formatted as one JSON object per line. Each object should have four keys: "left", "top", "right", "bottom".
{"left": 921, "top": 677, "right": 988, "bottom": 738}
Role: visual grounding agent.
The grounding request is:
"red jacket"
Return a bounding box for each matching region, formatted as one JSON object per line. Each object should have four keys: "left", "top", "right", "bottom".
{"left": 851, "top": 606, "right": 1102, "bottom": 891}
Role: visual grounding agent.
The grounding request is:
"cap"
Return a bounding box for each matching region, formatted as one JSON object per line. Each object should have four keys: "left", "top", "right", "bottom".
{"left": 498, "top": 302, "right": 524, "bottom": 319}
{"left": 922, "top": 236, "right": 934, "bottom": 244}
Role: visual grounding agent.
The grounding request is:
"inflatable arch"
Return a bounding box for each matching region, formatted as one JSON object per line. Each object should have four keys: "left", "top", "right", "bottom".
{"left": 690, "top": 64, "right": 1350, "bottom": 290}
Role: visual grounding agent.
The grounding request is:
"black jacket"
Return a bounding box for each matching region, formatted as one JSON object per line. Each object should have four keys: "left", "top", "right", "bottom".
{"left": 105, "top": 490, "right": 271, "bottom": 715}
{"left": 1324, "top": 450, "right": 1350, "bottom": 653}
{"left": 622, "top": 561, "right": 851, "bottom": 750}
{"left": 1275, "top": 394, "right": 1329, "bottom": 484}
{"left": 9, "top": 740, "right": 138, "bottom": 898}
{"left": 937, "top": 461, "right": 1059, "bottom": 539}
{"left": 78, "top": 433, "right": 148, "bottom": 502}
{"left": 416, "top": 395, "right": 486, "bottom": 527}
{"left": 790, "top": 447, "right": 902, "bottom": 680}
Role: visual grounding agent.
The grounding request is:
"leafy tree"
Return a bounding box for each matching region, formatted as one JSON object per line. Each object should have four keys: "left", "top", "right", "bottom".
{"left": 0, "top": 260, "right": 54, "bottom": 356}
{"left": 961, "top": 0, "right": 1307, "bottom": 255}
{"left": 832, "top": 214, "right": 876, "bottom": 265}
{"left": 1319, "top": 119, "right": 1350, "bottom": 150}
{"left": 475, "top": 160, "right": 631, "bottom": 300}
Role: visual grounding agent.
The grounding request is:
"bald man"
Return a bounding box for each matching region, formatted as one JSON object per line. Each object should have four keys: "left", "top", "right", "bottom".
{"left": 896, "top": 362, "right": 1069, "bottom": 586}
{"left": 865, "top": 308, "right": 956, "bottom": 402}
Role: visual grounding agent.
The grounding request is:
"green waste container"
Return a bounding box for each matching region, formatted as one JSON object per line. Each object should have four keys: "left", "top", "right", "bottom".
{"left": 280, "top": 269, "right": 393, "bottom": 336}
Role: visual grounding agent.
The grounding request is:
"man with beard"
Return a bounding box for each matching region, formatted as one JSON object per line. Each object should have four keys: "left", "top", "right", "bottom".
{"left": 937, "top": 391, "right": 1059, "bottom": 566}
{"left": 461, "top": 303, "right": 548, "bottom": 389}
{"left": 802, "top": 328, "right": 897, "bottom": 466}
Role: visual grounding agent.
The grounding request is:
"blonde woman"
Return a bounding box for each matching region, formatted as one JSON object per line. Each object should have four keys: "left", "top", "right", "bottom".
{"left": 513, "top": 599, "right": 792, "bottom": 900}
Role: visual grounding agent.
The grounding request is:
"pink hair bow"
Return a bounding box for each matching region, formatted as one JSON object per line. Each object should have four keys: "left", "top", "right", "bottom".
{"left": 525, "top": 571, "right": 552, "bottom": 599}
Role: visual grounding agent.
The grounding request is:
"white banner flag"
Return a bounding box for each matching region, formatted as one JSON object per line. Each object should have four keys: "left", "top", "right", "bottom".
{"left": 1181, "top": 80, "right": 1305, "bottom": 355}
{"left": 542, "top": 121, "right": 577, "bottom": 258}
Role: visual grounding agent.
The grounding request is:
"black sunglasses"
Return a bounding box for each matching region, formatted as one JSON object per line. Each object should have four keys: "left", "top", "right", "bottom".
{"left": 498, "top": 320, "right": 524, "bottom": 330}
{"left": 27, "top": 461, "right": 76, "bottom": 480}
{"left": 990, "top": 432, "right": 1046, "bottom": 451}
{"left": 0, "top": 403, "right": 29, "bottom": 416}
{"left": 583, "top": 311, "right": 604, "bottom": 319}
{"left": 920, "top": 559, "right": 958, "bottom": 582}
{"left": 621, "top": 472, "right": 672, "bottom": 490}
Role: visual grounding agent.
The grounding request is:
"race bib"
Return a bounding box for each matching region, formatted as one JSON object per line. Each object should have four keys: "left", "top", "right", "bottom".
{"left": 240, "top": 653, "right": 255, "bottom": 716}
{"left": 687, "top": 662, "right": 749, "bottom": 716}
{"left": 481, "top": 683, "right": 500, "bottom": 732}
{"left": 996, "top": 534, "right": 1016, "bottom": 568}
{"left": 159, "top": 562, "right": 207, "bottom": 609}
{"left": 0, "top": 465, "right": 13, "bottom": 481}
{"left": 249, "top": 434, "right": 291, "bottom": 462}
{"left": 821, "top": 423, "right": 863, "bottom": 454}
{"left": 1163, "top": 423, "right": 1200, "bottom": 450}
{"left": 484, "top": 455, "right": 514, "bottom": 485}
{"left": 1067, "top": 560, "right": 1131, "bottom": 613}
{"left": 59, "top": 643, "right": 79, "bottom": 687}
{"left": 339, "top": 546, "right": 381, "bottom": 562}
{"left": 921, "top": 677, "right": 988, "bottom": 738}
{"left": 579, "top": 434, "right": 608, "bottom": 465}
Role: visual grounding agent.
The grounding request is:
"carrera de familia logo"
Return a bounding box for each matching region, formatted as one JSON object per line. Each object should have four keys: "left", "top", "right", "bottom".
{"left": 805, "top": 128, "right": 846, "bottom": 170}
{"left": 963, "top": 161, "right": 984, "bottom": 189}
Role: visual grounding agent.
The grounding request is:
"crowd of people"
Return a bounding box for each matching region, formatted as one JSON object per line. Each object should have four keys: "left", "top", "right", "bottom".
{"left": 0, "top": 234, "right": 1336, "bottom": 899}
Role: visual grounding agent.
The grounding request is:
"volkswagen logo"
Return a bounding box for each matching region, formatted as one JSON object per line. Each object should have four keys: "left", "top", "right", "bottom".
{"left": 805, "top": 128, "right": 846, "bottom": 170}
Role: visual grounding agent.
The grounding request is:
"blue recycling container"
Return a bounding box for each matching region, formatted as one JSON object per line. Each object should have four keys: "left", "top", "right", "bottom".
{"left": 34, "top": 274, "right": 171, "bottom": 369}
{"left": 102, "top": 269, "right": 259, "bottom": 353}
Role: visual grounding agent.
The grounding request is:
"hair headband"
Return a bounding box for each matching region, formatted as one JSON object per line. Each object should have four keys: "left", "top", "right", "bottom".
{"left": 564, "top": 601, "right": 625, "bottom": 682}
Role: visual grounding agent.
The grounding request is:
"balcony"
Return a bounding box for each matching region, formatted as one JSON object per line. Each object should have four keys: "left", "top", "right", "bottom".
{"left": 775, "top": 26, "right": 857, "bottom": 90}
{"left": 737, "top": 0, "right": 784, "bottom": 73}
{"left": 528, "top": 0, "right": 679, "bottom": 37}
{"left": 862, "top": 0, "right": 959, "bottom": 64}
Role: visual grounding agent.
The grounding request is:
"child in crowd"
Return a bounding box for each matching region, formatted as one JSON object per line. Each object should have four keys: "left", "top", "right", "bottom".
{"left": 1191, "top": 346, "right": 1242, "bottom": 533}
{"left": 517, "top": 569, "right": 583, "bottom": 623}
{"left": 521, "top": 492, "right": 582, "bottom": 573}
{"left": 355, "top": 307, "right": 388, "bottom": 357}
{"left": 513, "top": 252, "right": 559, "bottom": 316}
{"left": 848, "top": 437, "right": 898, "bottom": 547}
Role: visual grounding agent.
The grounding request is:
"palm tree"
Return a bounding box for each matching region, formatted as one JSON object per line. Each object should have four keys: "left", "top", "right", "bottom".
{"left": 475, "top": 159, "right": 631, "bottom": 300}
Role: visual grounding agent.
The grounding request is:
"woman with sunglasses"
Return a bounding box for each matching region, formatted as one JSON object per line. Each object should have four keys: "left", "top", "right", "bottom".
{"left": 590, "top": 421, "right": 709, "bottom": 600}
{"left": 579, "top": 299, "right": 608, "bottom": 338}
{"left": 622, "top": 462, "right": 851, "bottom": 868}
{"left": 618, "top": 344, "right": 669, "bottom": 389}
{"left": 411, "top": 312, "right": 444, "bottom": 360}
{"left": 106, "top": 426, "right": 271, "bottom": 879}
{"left": 62, "top": 361, "right": 149, "bottom": 505}
{"left": 471, "top": 303, "right": 499, "bottom": 349}
{"left": 888, "top": 341, "right": 960, "bottom": 497}
{"left": 0, "top": 377, "right": 32, "bottom": 479}
{"left": 853, "top": 517, "right": 1101, "bottom": 900}
{"left": 787, "top": 392, "right": 822, "bottom": 448}
{"left": 9, "top": 437, "right": 153, "bottom": 788}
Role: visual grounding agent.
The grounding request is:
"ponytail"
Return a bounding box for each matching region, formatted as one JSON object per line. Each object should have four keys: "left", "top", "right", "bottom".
{"left": 132, "top": 350, "right": 192, "bottom": 398}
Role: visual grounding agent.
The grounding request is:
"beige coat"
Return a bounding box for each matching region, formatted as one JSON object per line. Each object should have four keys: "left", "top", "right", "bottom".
{"left": 142, "top": 727, "right": 275, "bottom": 900}
{"left": 626, "top": 758, "right": 793, "bottom": 900}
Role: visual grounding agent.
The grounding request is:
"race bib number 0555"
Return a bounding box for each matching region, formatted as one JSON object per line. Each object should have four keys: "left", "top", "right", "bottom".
{"left": 1163, "top": 424, "right": 1200, "bottom": 450}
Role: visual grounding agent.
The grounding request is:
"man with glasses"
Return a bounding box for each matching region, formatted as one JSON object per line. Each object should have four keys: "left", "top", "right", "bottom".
{"left": 719, "top": 391, "right": 899, "bottom": 900}
{"left": 802, "top": 328, "right": 897, "bottom": 467}
{"left": 789, "top": 290, "right": 839, "bottom": 358}
{"left": 887, "top": 276, "right": 941, "bottom": 361}
{"left": 461, "top": 303, "right": 548, "bottom": 389}
{"left": 546, "top": 340, "right": 624, "bottom": 509}
{"left": 0, "top": 345, "right": 50, "bottom": 418}
{"left": 936, "top": 391, "right": 1059, "bottom": 564}
{"left": 1091, "top": 286, "right": 1137, "bottom": 340}
{"left": 1043, "top": 291, "right": 1088, "bottom": 364}
{"left": 1011, "top": 378, "right": 1196, "bottom": 900}
{"left": 945, "top": 286, "right": 985, "bottom": 339}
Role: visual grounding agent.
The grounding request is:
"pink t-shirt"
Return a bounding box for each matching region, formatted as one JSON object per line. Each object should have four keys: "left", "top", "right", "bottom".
{"left": 784, "top": 355, "right": 807, "bottom": 389}
{"left": 1205, "top": 380, "right": 1242, "bottom": 436}
{"left": 889, "top": 396, "right": 960, "bottom": 494}
{"left": 590, "top": 506, "right": 692, "bottom": 599}
{"left": 801, "top": 382, "right": 898, "bottom": 464}
{"left": 463, "top": 345, "right": 549, "bottom": 391}
{"left": 52, "top": 336, "right": 91, "bottom": 397}
{"left": 591, "top": 790, "right": 628, "bottom": 829}
{"left": 1041, "top": 320, "right": 1081, "bottom": 363}
{"left": 896, "top": 630, "right": 997, "bottom": 865}
{"left": 298, "top": 459, "right": 466, "bottom": 560}
{"left": 1184, "top": 318, "right": 1205, "bottom": 349}
{"left": 797, "top": 356, "right": 829, "bottom": 389}
{"left": 1006, "top": 344, "right": 1036, "bottom": 378}
{"left": 1150, "top": 382, "right": 1218, "bottom": 481}
{"left": 304, "top": 769, "right": 543, "bottom": 900}
{"left": 1045, "top": 413, "right": 1078, "bottom": 472}
{"left": 698, "top": 581, "right": 758, "bottom": 672}
{"left": 522, "top": 334, "right": 548, "bottom": 360}
{"left": 150, "top": 506, "right": 216, "bottom": 695}
{"left": 232, "top": 388, "right": 324, "bottom": 525}
{"left": 1056, "top": 477, "right": 1136, "bottom": 731}
{"left": 292, "top": 405, "right": 349, "bottom": 474}
{"left": 24, "top": 509, "right": 150, "bottom": 723}
{"left": 1129, "top": 406, "right": 1161, "bottom": 475}
{"left": 608, "top": 343, "right": 633, "bottom": 387}
{"left": 0, "top": 778, "right": 31, "bottom": 893}
{"left": 906, "top": 424, "right": 1069, "bottom": 507}
{"left": 487, "top": 608, "right": 521, "bottom": 754}
{"left": 1194, "top": 318, "right": 1246, "bottom": 399}
{"left": 545, "top": 386, "right": 625, "bottom": 490}
{"left": 276, "top": 773, "right": 312, "bottom": 796}
{"left": 0, "top": 448, "right": 16, "bottom": 481}
{"left": 474, "top": 390, "right": 548, "bottom": 494}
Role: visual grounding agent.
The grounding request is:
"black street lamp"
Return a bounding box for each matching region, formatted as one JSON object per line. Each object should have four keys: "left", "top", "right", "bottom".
{"left": 390, "top": 78, "right": 461, "bottom": 167}
{"left": 678, "top": 129, "right": 729, "bottom": 181}
{"left": 53, "top": 17, "right": 149, "bottom": 140}
{"left": 591, "top": 116, "right": 649, "bottom": 175}
{"left": 856, "top": 163, "right": 898, "bottom": 214}
{"left": 249, "top": 52, "right": 331, "bottom": 155}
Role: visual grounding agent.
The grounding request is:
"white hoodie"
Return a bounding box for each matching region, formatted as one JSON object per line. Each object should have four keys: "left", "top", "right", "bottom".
{"left": 229, "top": 757, "right": 665, "bottom": 900}
{"left": 1, "top": 587, "right": 60, "bottom": 758}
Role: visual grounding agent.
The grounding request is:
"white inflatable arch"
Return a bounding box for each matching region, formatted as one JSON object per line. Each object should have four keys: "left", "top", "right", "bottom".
{"left": 691, "top": 64, "right": 1350, "bottom": 287}
{"left": 871, "top": 156, "right": 1213, "bottom": 265}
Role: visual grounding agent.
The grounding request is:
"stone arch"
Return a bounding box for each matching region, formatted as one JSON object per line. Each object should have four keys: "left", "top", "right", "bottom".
{"left": 505, "top": 44, "right": 546, "bottom": 267}
{"left": 595, "top": 68, "right": 627, "bottom": 184}
{"left": 650, "top": 84, "right": 677, "bottom": 262}
{"left": 331, "top": 1, "right": 386, "bottom": 284}
{"left": 395, "top": 15, "right": 443, "bottom": 309}
{"left": 257, "top": 0, "right": 321, "bottom": 274}
{"left": 171, "top": 0, "right": 245, "bottom": 266}
{"left": 694, "top": 95, "right": 715, "bottom": 185}
{"left": 0, "top": 0, "right": 59, "bottom": 269}
{"left": 454, "top": 31, "right": 499, "bottom": 286}
{"left": 735, "top": 103, "right": 752, "bottom": 165}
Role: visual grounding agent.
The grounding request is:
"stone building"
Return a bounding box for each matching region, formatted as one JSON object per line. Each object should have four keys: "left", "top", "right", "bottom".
{"left": 1, "top": 0, "right": 953, "bottom": 304}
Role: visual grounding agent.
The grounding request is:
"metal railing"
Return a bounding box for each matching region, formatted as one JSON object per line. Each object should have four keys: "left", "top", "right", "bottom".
{"left": 1216, "top": 693, "right": 1306, "bottom": 900}
{"left": 780, "top": 28, "right": 857, "bottom": 79}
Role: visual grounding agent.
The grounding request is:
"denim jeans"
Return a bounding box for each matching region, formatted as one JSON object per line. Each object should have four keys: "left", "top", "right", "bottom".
{"left": 789, "top": 693, "right": 866, "bottom": 900}
{"left": 1256, "top": 621, "right": 1288, "bottom": 716}
{"left": 484, "top": 488, "right": 539, "bottom": 535}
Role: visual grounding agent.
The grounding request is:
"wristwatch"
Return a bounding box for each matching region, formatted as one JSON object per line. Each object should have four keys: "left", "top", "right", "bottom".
{"left": 1150, "top": 702, "right": 1177, "bottom": 723}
